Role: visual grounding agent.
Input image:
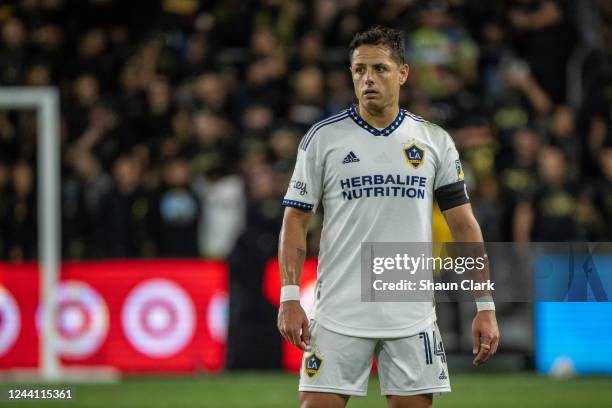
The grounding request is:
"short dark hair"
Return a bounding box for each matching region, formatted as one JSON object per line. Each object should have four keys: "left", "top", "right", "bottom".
{"left": 349, "top": 25, "right": 406, "bottom": 65}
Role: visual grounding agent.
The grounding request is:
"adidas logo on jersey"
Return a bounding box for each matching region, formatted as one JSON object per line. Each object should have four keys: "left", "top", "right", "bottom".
{"left": 438, "top": 369, "right": 448, "bottom": 380}
{"left": 342, "top": 151, "right": 360, "bottom": 164}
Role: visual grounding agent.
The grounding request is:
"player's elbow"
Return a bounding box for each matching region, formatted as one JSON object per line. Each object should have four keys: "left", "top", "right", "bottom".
{"left": 451, "top": 219, "right": 481, "bottom": 242}
{"left": 445, "top": 206, "right": 482, "bottom": 242}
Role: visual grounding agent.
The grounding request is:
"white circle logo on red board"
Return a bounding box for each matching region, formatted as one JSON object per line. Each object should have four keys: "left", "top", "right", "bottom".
{"left": 122, "top": 279, "right": 195, "bottom": 358}
{"left": 0, "top": 286, "right": 20, "bottom": 357}
{"left": 54, "top": 281, "right": 109, "bottom": 359}
{"left": 207, "top": 292, "right": 228, "bottom": 343}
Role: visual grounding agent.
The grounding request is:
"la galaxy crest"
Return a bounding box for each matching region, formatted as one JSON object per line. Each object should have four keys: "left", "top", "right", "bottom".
{"left": 403, "top": 143, "right": 425, "bottom": 169}
{"left": 304, "top": 352, "right": 323, "bottom": 378}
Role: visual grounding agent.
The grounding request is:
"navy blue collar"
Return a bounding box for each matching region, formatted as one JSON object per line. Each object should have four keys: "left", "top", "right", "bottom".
{"left": 348, "top": 104, "right": 407, "bottom": 137}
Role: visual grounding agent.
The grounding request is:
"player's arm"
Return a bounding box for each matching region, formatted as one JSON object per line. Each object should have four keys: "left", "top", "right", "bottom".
{"left": 442, "top": 203, "right": 500, "bottom": 366}
{"left": 279, "top": 122, "right": 324, "bottom": 350}
{"left": 277, "top": 207, "right": 313, "bottom": 350}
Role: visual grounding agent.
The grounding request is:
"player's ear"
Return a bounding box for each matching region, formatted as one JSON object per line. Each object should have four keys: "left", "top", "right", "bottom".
{"left": 399, "top": 63, "right": 409, "bottom": 85}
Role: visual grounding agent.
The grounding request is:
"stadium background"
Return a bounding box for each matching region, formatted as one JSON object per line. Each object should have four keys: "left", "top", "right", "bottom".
{"left": 0, "top": 0, "right": 611, "bottom": 406}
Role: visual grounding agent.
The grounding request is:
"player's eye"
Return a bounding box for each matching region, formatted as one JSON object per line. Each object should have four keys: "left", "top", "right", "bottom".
{"left": 355, "top": 66, "right": 365, "bottom": 74}
{"left": 375, "top": 66, "right": 387, "bottom": 73}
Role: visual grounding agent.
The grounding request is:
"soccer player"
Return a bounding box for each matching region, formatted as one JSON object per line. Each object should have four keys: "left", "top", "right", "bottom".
{"left": 277, "top": 25, "right": 499, "bottom": 408}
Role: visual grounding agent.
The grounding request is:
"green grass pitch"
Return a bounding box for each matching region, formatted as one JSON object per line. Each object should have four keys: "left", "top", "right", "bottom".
{"left": 4, "top": 373, "right": 612, "bottom": 407}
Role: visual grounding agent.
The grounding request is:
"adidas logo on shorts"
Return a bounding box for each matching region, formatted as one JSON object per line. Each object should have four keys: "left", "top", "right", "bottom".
{"left": 342, "top": 151, "right": 360, "bottom": 164}
{"left": 438, "top": 369, "right": 448, "bottom": 380}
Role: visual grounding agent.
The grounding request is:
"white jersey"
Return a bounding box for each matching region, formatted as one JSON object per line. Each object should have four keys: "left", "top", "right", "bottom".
{"left": 283, "top": 105, "right": 469, "bottom": 338}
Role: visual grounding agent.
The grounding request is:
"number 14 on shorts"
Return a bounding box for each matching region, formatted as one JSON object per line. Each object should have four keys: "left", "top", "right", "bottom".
{"left": 419, "top": 330, "right": 446, "bottom": 364}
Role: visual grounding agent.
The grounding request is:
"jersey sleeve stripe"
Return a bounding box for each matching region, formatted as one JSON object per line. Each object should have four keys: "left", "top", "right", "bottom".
{"left": 404, "top": 110, "right": 426, "bottom": 123}
{"left": 299, "top": 110, "right": 348, "bottom": 150}
{"left": 300, "top": 111, "right": 349, "bottom": 151}
{"left": 281, "top": 199, "right": 314, "bottom": 211}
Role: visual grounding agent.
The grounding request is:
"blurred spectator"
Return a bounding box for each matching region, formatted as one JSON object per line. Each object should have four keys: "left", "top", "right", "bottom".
{"left": 0, "top": 112, "right": 20, "bottom": 164}
{"left": 70, "top": 28, "right": 115, "bottom": 90}
{"left": 30, "top": 24, "right": 64, "bottom": 74}
{"left": 159, "top": 108, "right": 192, "bottom": 160}
{"left": 507, "top": 0, "right": 575, "bottom": 103}
{"left": 179, "top": 33, "right": 214, "bottom": 80}
{"left": 581, "top": 59, "right": 612, "bottom": 178}
{"left": 241, "top": 54, "right": 288, "bottom": 112}
{"left": 190, "top": 110, "right": 237, "bottom": 170}
{"left": 226, "top": 163, "right": 283, "bottom": 369}
{"left": 79, "top": 102, "right": 129, "bottom": 168}
{"left": 472, "top": 177, "right": 504, "bottom": 241}
{"left": 210, "top": 0, "right": 255, "bottom": 47}
{"left": 408, "top": 1, "right": 479, "bottom": 98}
{"left": 376, "top": 0, "right": 421, "bottom": 30}
{"left": 192, "top": 72, "right": 232, "bottom": 117}
{"left": 64, "top": 73, "right": 100, "bottom": 140}
{"left": 242, "top": 104, "right": 275, "bottom": 138}
{"left": 98, "top": 155, "right": 154, "bottom": 257}
{"left": 194, "top": 164, "right": 246, "bottom": 259}
{"left": 501, "top": 128, "right": 541, "bottom": 240}
{"left": 452, "top": 118, "right": 496, "bottom": 187}
{"left": 268, "top": 127, "right": 299, "bottom": 171}
{"left": 499, "top": 56, "right": 552, "bottom": 117}
{"left": 4, "top": 162, "right": 37, "bottom": 261}
{"left": 143, "top": 76, "right": 173, "bottom": 141}
{"left": 0, "top": 162, "right": 11, "bottom": 259}
{"left": 547, "top": 105, "right": 580, "bottom": 178}
{"left": 490, "top": 56, "right": 552, "bottom": 145}
{"left": 325, "top": 69, "right": 354, "bottom": 113}
{"left": 288, "top": 66, "right": 327, "bottom": 127}
{"left": 253, "top": 0, "right": 306, "bottom": 46}
{"left": 251, "top": 28, "right": 283, "bottom": 59}
{"left": 587, "top": 148, "right": 612, "bottom": 240}
{"left": 62, "top": 152, "right": 112, "bottom": 259}
{"left": 233, "top": 163, "right": 284, "bottom": 264}
{"left": 293, "top": 30, "right": 325, "bottom": 69}
{"left": 154, "top": 158, "right": 200, "bottom": 257}
{"left": 514, "top": 147, "right": 578, "bottom": 241}
{"left": 25, "top": 63, "right": 52, "bottom": 86}
{"left": 598, "top": 0, "right": 612, "bottom": 45}
{"left": 0, "top": 17, "right": 27, "bottom": 85}
{"left": 478, "top": 21, "right": 512, "bottom": 109}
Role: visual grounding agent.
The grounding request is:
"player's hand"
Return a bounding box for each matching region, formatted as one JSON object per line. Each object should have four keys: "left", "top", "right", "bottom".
{"left": 277, "top": 300, "right": 310, "bottom": 350}
{"left": 471, "top": 310, "right": 499, "bottom": 366}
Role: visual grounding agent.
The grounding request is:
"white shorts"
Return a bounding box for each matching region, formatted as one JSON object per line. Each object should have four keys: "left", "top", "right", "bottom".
{"left": 299, "top": 320, "right": 451, "bottom": 397}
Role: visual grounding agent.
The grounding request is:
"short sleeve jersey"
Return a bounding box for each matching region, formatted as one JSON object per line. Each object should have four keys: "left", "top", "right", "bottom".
{"left": 283, "top": 105, "right": 469, "bottom": 338}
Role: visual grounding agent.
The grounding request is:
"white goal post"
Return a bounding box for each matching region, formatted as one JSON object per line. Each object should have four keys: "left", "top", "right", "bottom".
{"left": 0, "top": 87, "right": 117, "bottom": 382}
{"left": 0, "top": 87, "right": 61, "bottom": 380}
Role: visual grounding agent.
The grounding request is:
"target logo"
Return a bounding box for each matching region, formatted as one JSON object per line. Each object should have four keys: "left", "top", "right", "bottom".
{"left": 207, "top": 292, "right": 228, "bottom": 343}
{"left": 0, "top": 286, "right": 20, "bottom": 357}
{"left": 44, "top": 281, "right": 110, "bottom": 359}
{"left": 122, "top": 279, "right": 195, "bottom": 358}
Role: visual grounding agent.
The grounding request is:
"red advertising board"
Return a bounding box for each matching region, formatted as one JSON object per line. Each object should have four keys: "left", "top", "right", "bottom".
{"left": 0, "top": 260, "right": 228, "bottom": 373}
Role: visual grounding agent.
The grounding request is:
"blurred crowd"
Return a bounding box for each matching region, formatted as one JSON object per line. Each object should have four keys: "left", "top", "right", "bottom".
{"left": 1, "top": 0, "right": 612, "bottom": 262}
